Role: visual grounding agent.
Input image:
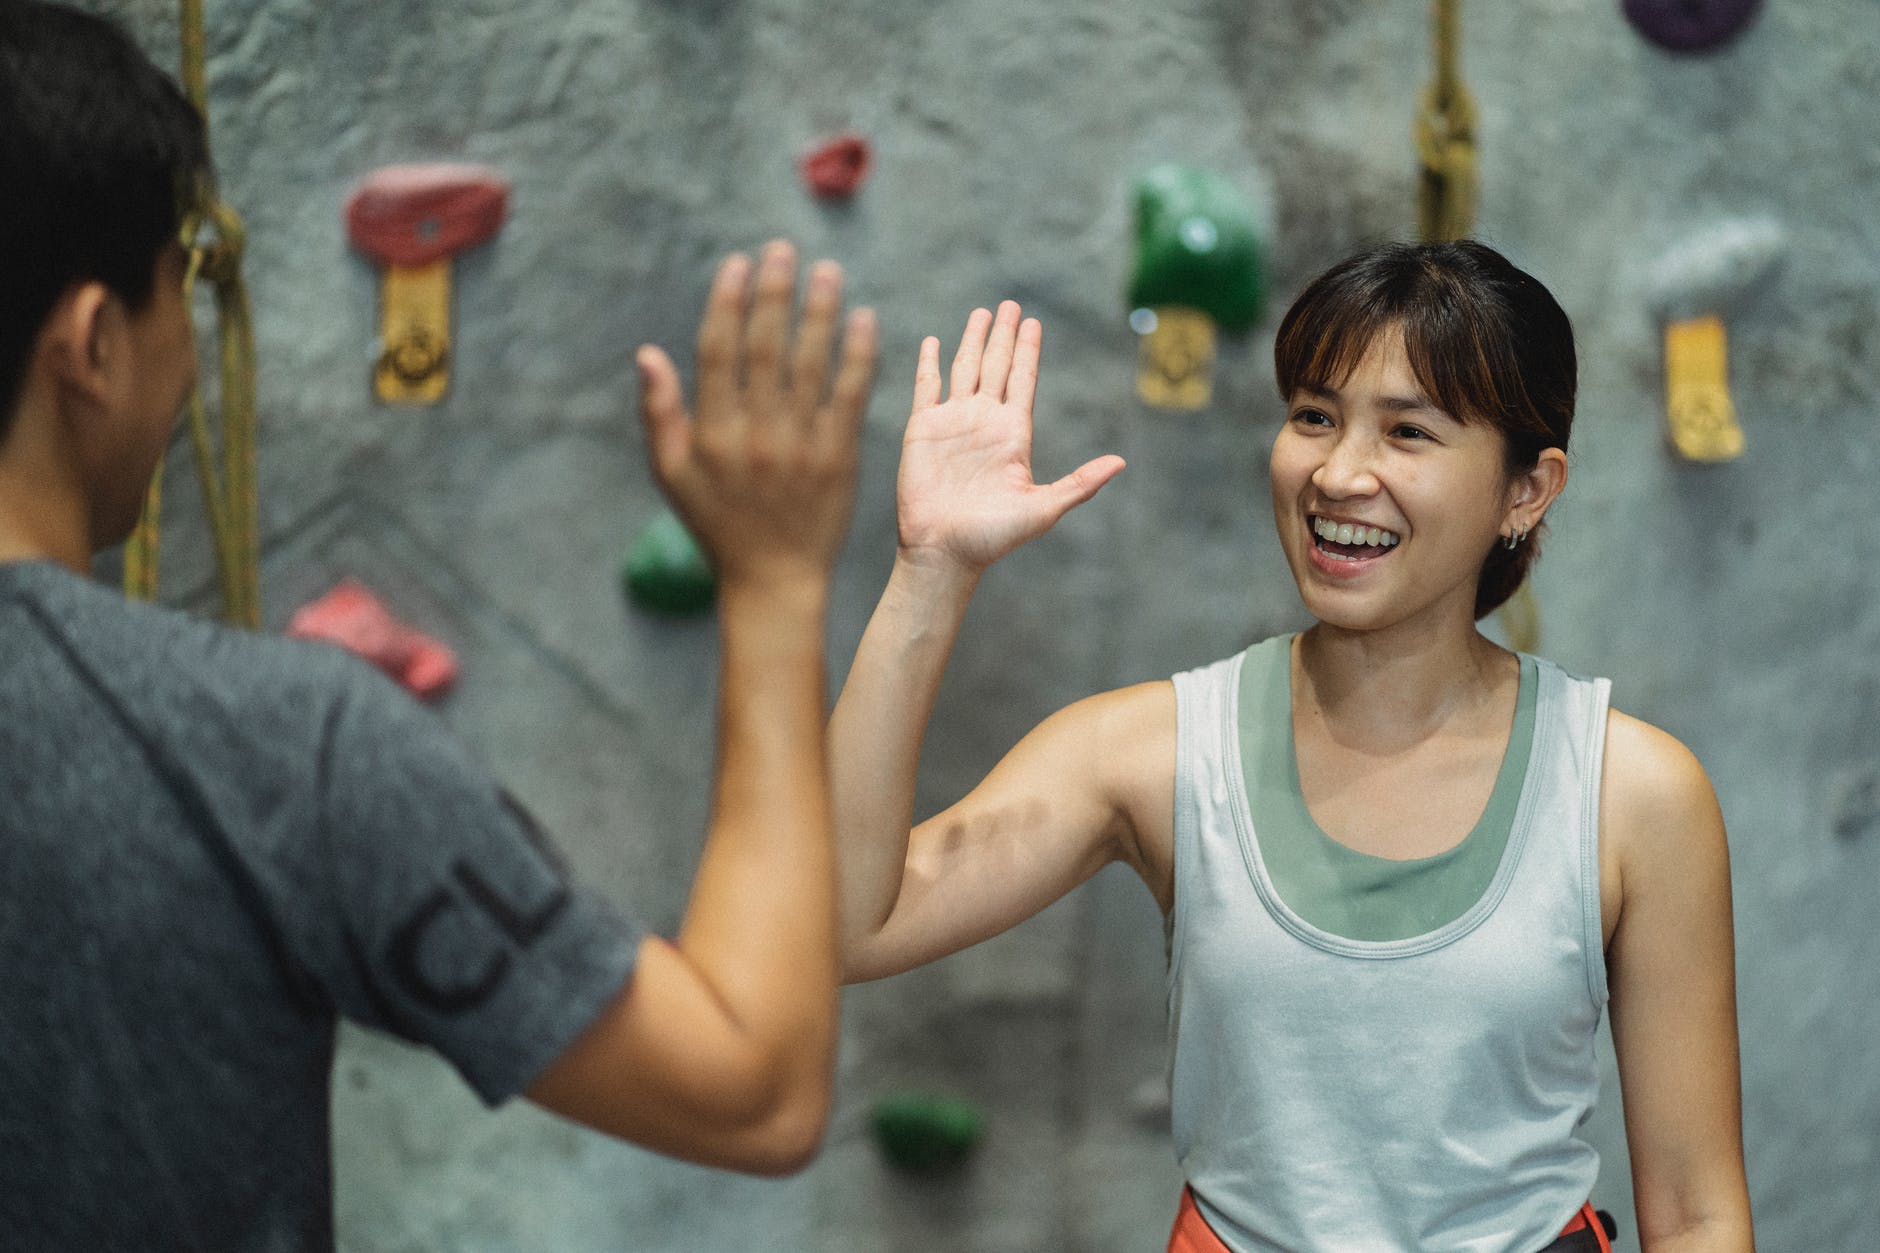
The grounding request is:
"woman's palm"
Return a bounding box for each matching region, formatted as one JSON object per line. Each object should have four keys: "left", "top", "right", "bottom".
{"left": 897, "top": 303, "right": 1124, "bottom": 572}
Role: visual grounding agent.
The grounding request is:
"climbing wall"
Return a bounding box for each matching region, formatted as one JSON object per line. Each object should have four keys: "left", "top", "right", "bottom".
{"left": 83, "top": 0, "right": 1880, "bottom": 1248}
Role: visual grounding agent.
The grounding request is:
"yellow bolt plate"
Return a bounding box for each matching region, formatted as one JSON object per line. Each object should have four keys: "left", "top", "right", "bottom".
{"left": 1664, "top": 314, "right": 1744, "bottom": 462}
{"left": 1135, "top": 307, "right": 1216, "bottom": 411}
{"left": 374, "top": 259, "right": 452, "bottom": 405}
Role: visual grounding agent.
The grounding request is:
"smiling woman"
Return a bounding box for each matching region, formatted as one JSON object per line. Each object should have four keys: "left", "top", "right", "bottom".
{"left": 1272, "top": 324, "right": 1567, "bottom": 639}
{"left": 1274, "top": 241, "right": 1576, "bottom": 621}
{"left": 828, "top": 240, "right": 1754, "bottom": 1251}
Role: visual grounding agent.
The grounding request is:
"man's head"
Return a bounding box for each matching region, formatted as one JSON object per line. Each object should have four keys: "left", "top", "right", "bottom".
{"left": 0, "top": 1, "right": 209, "bottom": 548}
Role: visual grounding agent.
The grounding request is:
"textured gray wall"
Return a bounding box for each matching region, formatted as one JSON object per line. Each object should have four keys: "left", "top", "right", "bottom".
{"left": 84, "top": 0, "right": 1879, "bottom": 1248}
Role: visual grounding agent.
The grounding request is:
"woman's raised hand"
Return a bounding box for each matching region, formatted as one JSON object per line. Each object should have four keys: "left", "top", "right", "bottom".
{"left": 898, "top": 301, "right": 1124, "bottom": 574}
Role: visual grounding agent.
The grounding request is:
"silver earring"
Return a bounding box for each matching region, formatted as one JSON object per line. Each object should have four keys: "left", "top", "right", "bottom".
{"left": 1503, "top": 525, "right": 1528, "bottom": 551}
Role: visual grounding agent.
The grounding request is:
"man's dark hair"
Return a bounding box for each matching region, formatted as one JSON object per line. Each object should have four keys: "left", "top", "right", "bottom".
{"left": 0, "top": 1, "right": 209, "bottom": 432}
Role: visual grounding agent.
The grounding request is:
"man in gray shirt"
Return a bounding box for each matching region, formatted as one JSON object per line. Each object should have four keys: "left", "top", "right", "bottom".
{"left": 0, "top": 4, "right": 878, "bottom": 1247}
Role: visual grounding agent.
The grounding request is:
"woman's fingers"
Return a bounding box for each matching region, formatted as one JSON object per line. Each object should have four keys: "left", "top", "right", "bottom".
{"left": 694, "top": 252, "right": 751, "bottom": 427}
{"left": 948, "top": 306, "right": 994, "bottom": 399}
{"left": 1005, "top": 316, "right": 1043, "bottom": 415}
{"left": 788, "top": 259, "right": 844, "bottom": 422}
{"left": 912, "top": 335, "right": 943, "bottom": 412}
{"left": 976, "top": 301, "right": 1023, "bottom": 402}
{"left": 1042, "top": 454, "right": 1127, "bottom": 517}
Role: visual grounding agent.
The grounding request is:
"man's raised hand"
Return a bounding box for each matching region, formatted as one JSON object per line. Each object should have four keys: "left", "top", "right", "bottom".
{"left": 636, "top": 241, "right": 878, "bottom": 597}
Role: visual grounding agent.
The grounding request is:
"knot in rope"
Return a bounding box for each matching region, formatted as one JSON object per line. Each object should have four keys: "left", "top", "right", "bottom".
{"left": 195, "top": 198, "right": 248, "bottom": 287}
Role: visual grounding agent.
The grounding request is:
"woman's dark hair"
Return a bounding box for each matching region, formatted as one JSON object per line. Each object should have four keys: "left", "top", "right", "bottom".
{"left": 1273, "top": 240, "right": 1576, "bottom": 619}
{"left": 0, "top": 1, "right": 209, "bottom": 432}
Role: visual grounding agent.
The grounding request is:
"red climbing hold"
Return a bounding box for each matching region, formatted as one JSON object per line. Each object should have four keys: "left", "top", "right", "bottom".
{"left": 286, "top": 579, "right": 459, "bottom": 700}
{"left": 800, "top": 133, "right": 872, "bottom": 200}
{"left": 345, "top": 164, "right": 510, "bottom": 268}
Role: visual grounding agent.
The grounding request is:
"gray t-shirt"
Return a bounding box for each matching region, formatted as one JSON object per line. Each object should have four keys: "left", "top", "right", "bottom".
{"left": 0, "top": 560, "right": 642, "bottom": 1250}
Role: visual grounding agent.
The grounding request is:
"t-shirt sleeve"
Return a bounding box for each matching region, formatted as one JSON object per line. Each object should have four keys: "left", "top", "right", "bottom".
{"left": 307, "top": 664, "right": 642, "bottom": 1105}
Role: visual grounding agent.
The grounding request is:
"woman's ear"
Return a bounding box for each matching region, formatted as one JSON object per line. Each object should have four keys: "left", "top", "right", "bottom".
{"left": 1507, "top": 447, "right": 1568, "bottom": 533}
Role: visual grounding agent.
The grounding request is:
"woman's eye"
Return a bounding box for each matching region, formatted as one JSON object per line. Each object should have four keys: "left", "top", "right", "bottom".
{"left": 1394, "top": 424, "right": 1432, "bottom": 441}
{"left": 1291, "top": 408, "right": 1333, "bottom": 427}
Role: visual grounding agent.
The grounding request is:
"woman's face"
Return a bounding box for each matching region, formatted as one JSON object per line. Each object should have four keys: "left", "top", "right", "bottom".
{"left": 1269, "top": 325, "right": 1519, "bottom": 636}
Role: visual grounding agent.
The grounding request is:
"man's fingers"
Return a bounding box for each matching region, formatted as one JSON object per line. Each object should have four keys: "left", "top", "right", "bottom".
{"left": 636, "top": 344, "right": 692, "bottom": 479}
{"left": 825, "top": 307, "right": 880, "bottom": 441}
{"left": 948, "top": 307, "right": 993, "bottom": 399}
{"left": 977, "top": 301, "right": 1022, "bottom": 402}
{"left": 1005, "top": 316, "right": 1044, "bottom": 415}
{"left": 742, "top": 240, "right": 798, "bottom": 419}
{"left": 912, "top": 336, "right": 942, "bottom": 412}
{"left": 788, "top": 259, "right": 844, "bottom": 422}
{"left": 695, "top": 252, "right": 751, "bottom": 426}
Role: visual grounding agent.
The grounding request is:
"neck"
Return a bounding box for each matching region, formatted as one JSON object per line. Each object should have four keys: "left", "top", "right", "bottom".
{"left": 0, "top": 389, "right": 97, "bottom": 575}
{"left": 1294, "top": 607, "right": 1511, "bottom": 743}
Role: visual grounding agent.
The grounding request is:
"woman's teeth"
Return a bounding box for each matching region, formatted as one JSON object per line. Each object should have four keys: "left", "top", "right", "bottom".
{"left": 1312, "top": 516, "right": 1400, "bottom": 549}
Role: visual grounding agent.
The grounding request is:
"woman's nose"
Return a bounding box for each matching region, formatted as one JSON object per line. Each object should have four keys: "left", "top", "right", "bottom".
{"left": 1311, "top": 433, "right": 1382, "bottom": 498}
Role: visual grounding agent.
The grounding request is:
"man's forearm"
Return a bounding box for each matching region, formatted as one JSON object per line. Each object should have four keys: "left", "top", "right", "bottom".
{"left": 676, "top": 577, "right": 837, "bottom": 1078}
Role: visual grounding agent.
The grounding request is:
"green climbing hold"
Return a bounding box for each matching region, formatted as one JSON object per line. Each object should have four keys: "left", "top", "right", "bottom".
{"left": 623, "top": 508, "right": 715, "bottom": 616}
{"left": 870, "top": 1092, "right": 985, "bottom": 1175}
{"left": 1128, "top": 164, "right": 1265, "bottom": 333}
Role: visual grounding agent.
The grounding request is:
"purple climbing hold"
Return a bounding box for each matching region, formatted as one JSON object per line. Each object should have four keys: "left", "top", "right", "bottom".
{"left": 1621, "top": 0, "right": 1761, "bottom": 54}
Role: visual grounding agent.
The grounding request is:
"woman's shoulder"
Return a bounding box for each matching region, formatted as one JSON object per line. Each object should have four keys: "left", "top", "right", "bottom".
{"left": 1056, "top": 677, "right": 1177, "bottom": 748}
{"left": 1602, "top": 708, "right": 1717, "bottom": 816}
{"left": 1055, "top": 680, "right": 1178, "bottom": 904}
{"left": 1598, "top": 707, "right": 1727, "bottom": 888}
{"left": 1045, "top": 681, "right": 1178, "bottom": 812}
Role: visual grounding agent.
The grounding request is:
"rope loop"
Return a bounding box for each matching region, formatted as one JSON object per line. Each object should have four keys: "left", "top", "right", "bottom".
{"left": 196, "top": 198, "right": 248, "bottom": 287}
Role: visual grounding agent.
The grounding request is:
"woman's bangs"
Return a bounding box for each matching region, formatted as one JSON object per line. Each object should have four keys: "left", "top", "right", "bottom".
{"left": 1276, "top": 297, "right": 1393, "bottom": 399}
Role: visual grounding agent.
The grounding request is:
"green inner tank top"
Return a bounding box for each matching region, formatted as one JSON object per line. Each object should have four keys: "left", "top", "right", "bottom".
{"left": 1235, "top": 636, "right": 1538, "bottom": 942}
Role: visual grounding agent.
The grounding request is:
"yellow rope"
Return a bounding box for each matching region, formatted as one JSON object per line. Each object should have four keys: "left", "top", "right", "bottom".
{"left": 1413, "top": 0, "right": 1539, "bottom": 650}
{"left": 1415, "top": 0, "right": 1478, "bottom": 245}
{"left": 123, "top": 464, "right": 162, "bottom": 600}
{"left": 122, "top": 0, "right": 261, "bottom": 628}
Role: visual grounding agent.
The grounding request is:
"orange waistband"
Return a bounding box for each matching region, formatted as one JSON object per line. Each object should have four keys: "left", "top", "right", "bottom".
{"left": 1166, "top": 1188, "right": 1612, "bottom": 1253}
{"left": 1557, "top": 1200, "right": 1615, "bottom": 1251}
{"left": 1166, "top": 1188, "right": 1230, "bottom": 1253}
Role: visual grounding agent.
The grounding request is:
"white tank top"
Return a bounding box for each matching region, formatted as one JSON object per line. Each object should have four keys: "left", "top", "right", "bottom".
{"left": 1167, "top": 649, "right": 1611, "bottom": 1252}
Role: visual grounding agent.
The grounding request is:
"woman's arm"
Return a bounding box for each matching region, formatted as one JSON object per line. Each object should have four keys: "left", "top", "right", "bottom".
{"left": 1601, "top": 711, "right": 1755, "bottom": 1250}
{"left": 830, "top": 301, "right": 1132, "bottom": 983}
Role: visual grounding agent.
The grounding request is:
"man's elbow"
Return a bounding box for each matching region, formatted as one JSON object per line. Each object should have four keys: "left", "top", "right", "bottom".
{"left": 706, "top": 1030, "right": 837, "bottom": 1175}
{"left": 741, "top": 1094, "right": 831, "bottom": 1176}
{"left": 711, "top": 1069, "right": 833, "bottom": 1176}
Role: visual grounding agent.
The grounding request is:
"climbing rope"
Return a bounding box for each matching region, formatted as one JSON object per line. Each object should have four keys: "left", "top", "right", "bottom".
{"left": 1414, "top": 0, "right": 1478, "bottom": 245}
{"left": 1413, "top": 0, "right": 1539, "bottom": 651}
{"left": 123, "top": 0, "right": 260, "bottom": 627}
